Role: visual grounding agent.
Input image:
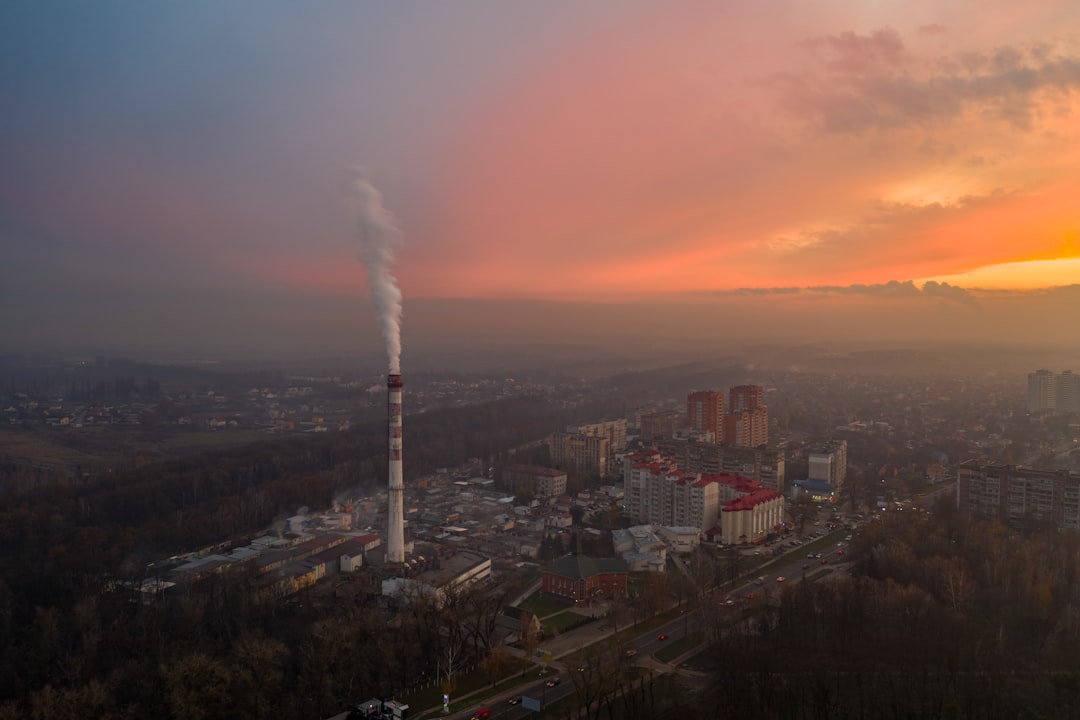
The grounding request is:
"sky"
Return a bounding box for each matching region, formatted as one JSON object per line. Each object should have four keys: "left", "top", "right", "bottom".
{"left": 2, "top": 1, "right": 1079, "bottom": 363}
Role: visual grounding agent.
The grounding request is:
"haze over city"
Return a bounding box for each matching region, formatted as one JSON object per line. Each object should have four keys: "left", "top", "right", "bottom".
{"left": 2, "top": 1, "right": 1079, "bottom": 364}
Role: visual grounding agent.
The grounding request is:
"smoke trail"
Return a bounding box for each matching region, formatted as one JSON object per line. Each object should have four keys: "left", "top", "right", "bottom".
{"left": 350, "top": 169, "right": 403, "bottom": 374}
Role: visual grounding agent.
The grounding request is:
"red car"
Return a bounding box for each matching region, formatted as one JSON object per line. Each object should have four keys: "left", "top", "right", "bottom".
{"left": 837, "top": 549, "right": 845, "bottom": 556}
{"left": 820, "top": 558, "right": 828, "bottom": 564}
{"left": 657, "top": 634, "right": 667, "bottom": 640}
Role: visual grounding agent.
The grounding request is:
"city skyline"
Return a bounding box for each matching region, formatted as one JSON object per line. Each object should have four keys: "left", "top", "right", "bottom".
{"left": 2, "top": 2, "right": 1079, "bottom": 359}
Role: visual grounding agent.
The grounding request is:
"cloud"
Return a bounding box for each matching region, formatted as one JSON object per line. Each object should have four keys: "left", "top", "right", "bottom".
{"left": 729, "top": 280, "right": 976, "bottom": 304}
{"left": 772, "top": 30, "right": 1080, "bottom": 134}
{"left": 755, "top": 192, "right": 1015, "bottom": 280}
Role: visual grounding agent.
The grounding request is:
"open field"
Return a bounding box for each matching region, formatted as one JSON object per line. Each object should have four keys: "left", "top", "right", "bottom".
{"left": 0, "top": 425, "right": 270, "bottom": 465}
{"left": 519, "top": 591, "right": 573, "bottom": 619}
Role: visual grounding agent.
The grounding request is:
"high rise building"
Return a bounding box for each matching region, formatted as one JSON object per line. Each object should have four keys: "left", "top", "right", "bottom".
{"left": 687, "top": 391, "right": 724, "bottom": 440}
{"left": 569, "top": 419, "right": 627, "bottom": 453}
{"left": 723, "top": 407, "right": 769, "bottom": 447}
{"left": 1027, "top": 369, "right": 1058, "bottom": 412}
{"left": 551, "top": 431, "right": 610, "bottom": 475}
{"left": 640, "top": 410, "right": 680, "bottom": 441}
{"left": 723, "top": 384, "right": 768, "bottom": 446}
{"left": 808, "top": 439, "right": 848, "bottom": 493}
{"left": 729, "top": 384, "right": 764, "bottom": 412}
{"left": 1057, "top": 371, "right": 1080, "bottom": 414}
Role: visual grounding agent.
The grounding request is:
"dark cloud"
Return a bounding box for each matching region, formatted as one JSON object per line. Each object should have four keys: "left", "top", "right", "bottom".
{"left": 920, "top": 280, "right": 978, "bottom": 304}
{"left": 771, "top": 31, "right": 1080, "bottom": 134}
{"left": 725, "top": 280, "right": 977, "bottom": 304}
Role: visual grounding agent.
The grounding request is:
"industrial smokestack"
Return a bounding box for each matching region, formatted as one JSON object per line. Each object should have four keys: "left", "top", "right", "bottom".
{"left": 348, "top": 169, "right": 406, "bottom": 562}
{"left": 387, "top": 373, "right": 405, "bottom": 563}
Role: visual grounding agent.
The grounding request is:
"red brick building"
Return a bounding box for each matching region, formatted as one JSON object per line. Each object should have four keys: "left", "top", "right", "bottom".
{"left": 541, "top": 554, "right": 628, "bottom": 604}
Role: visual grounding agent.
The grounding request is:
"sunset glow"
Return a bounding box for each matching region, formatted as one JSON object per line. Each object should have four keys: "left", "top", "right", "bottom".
{"left": 2, "top": 1, "right": 1080, "bottom": 356}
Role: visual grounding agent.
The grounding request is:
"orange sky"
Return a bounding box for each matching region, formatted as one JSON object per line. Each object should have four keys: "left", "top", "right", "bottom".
{"left": 4, "top": 2, "right": 1080, "bottom": 358}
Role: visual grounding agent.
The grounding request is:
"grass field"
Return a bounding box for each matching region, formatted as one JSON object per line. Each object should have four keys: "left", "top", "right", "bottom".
{"left": 542, "top": 610, "right": 591, "bottom": 634}
{"left": 0, "top": 425, "right": 271, "bottom": 468}
{"left": 519, "top": 591, "right": 573, "bottom": 619}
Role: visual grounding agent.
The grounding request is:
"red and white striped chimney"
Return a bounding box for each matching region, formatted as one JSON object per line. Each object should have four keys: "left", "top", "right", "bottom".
{"left": 387, "top": 374, "right": 405, "bottom": 563}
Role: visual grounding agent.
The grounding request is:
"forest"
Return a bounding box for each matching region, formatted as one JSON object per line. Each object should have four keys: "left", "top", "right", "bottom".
{"left": 693, "top": 502, "right": 1080, "bottom": 719}
{"left": 0, "top": 388, "right": 624, "bottom": 719}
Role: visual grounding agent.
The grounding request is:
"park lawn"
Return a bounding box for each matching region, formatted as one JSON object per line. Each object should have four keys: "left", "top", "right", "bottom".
{"left": 519, "top": 591, "right": 573, "bottom": 618}
{"left": 542, "top": 610, "right": 590, "bottom": 634}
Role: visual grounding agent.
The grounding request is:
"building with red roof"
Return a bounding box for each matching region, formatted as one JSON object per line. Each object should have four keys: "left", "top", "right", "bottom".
{"left": 622, "top": 452, "right": 776, "bottom": 535}
{"left": 719, "top": 488, "right": 785, "bottom": 545}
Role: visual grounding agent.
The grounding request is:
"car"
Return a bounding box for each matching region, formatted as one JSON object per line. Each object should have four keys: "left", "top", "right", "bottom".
{"left": 625, "top": 649, "right": 638, "bottom": 657}
{"left": 775, "top": 576, "right": 785, "bottom": 583}
{"left": 806, "top": 552, "right": 815, "bottom": 558}
{"left": 545, "top": 678, "right": 561, "bottom": 687}
{"left": 837, "top": 549, "right": 845, "bottom": 556}
{"left": 801, "top": 563, "right": 810, "bottom": 570}
{"left": 820, "top": 558, "right": 828, "bottom": 564}
{"left": 657, "top": 633, "right": 668, "bottom": 640}
{"left": 745, "top": 593, "right": 757, "bottom": 600}
{"left": 508, "top": 697, "right": 522, "bottom": 705}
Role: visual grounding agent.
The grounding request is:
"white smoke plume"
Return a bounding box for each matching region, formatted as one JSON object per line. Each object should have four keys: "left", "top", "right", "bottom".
{"left": 349, "top": 169, "right": 403, "bottom": 374}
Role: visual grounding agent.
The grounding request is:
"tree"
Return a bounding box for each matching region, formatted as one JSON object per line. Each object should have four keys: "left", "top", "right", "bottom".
{"left": 162, "top": 653, "right": 231, "bottom": 720}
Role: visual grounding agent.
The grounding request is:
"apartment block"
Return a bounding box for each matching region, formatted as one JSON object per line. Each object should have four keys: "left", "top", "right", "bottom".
{"left": 957, "top": 460, "right": 1080, "bottom": 531}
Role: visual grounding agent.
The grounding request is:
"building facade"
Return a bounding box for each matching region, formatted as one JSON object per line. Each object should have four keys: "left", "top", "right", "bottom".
{"left": 541, "top": 554, "right": 629, "bottom": 603}
{"left": 723, "top": 407, "right": 769, "bottom": 447}
{"left": 640, "top": 410, "right": 680, "bottom": 441}
{"left": 501, "top": 464, "right": 568, "bottom": 498}
{"left": 957, "top": 460, "right": 1080, "bottom": 531}
{"left": 623, "top": 450, "right": 773, "bottom": 533}
{"left": 1027, "top": 369, "right": 1058, "bottom": 412}
{"left": 653, "top": 438, "right": 785, "bottom": 491}
{"left": 808, "top": 439, "right": 848, "bottom": 493}
{"left": 687, "top": 391, "right": 724, "bottom": 440}
{"left": 729, "top": 384, "right": 764, "bottom": 412}
{"left": 551, "top": 431, "right": 610, "bottom": 475}
{"left": 569, "top": 419, "right": 628, "bottom": 452}
{"left": 719, "top": 489, "right": 786, "bottom": 545}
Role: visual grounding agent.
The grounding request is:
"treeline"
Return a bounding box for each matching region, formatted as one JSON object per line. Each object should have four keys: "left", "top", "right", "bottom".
{"left": 695, "top": 502, "right": 1080, "bottom": 718}
{"left": 0, "top": 566, "right": 523, "bottom": 720}
{"left": 0, "top": 390, "right": 623, "bottom": 715}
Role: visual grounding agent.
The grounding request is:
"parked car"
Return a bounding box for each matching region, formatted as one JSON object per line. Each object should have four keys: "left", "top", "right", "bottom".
{"left": 545, "top": 678, "right": 561, "bottom": 688}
